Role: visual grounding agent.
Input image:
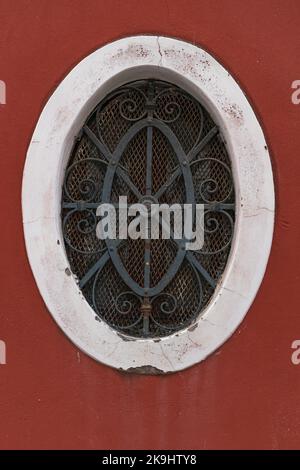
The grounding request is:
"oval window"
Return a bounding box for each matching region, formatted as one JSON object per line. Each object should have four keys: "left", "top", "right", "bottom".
{"left": 61, "top": 80, "right": 235, "bottom": 338}
{"left": 23, "top": 36, "right": 274, "bottom": 372}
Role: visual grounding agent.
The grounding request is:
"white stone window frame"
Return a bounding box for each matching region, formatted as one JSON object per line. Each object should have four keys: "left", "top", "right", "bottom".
{"left": 22, "top": 36, "right": 275, "bottom": 373}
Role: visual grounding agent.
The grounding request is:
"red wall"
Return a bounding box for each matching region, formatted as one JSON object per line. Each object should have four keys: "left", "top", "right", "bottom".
{"left": 0, "top": 0, "right": 300, "bottom": 450}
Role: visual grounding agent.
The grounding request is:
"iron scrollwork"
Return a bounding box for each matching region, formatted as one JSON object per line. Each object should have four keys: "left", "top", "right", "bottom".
{"left": 61, "top": 80, "right": 235, "bottom": 338}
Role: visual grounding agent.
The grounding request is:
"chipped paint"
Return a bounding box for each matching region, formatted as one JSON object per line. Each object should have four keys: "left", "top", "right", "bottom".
{"left": 222, "top": 102, "right": 244, "bottom": 125}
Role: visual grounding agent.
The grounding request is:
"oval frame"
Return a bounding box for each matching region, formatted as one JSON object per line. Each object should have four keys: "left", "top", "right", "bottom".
{"left": 22, "top": 36, "right": 275, "bottom": 373}
{"left": 101, "top": 117, "right": 195, "bottom": 298}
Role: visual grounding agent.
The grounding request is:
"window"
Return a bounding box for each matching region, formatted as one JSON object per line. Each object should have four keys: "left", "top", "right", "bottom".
{"left": 23, "top": 36, "right": 274, "bottom": 372}
{"left": 62, "top": 80, "right": 235, "bottom": 338}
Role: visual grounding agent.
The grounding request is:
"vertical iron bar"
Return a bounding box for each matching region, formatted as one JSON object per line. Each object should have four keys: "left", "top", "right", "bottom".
{"left": 145, "top": 126, "right": 153, "bottom": 195}
{"left": 144, "top": 125, "right": 153, "bottom": 290}
{"left": 142, "top": 116, "right": 154, "bottom": 335}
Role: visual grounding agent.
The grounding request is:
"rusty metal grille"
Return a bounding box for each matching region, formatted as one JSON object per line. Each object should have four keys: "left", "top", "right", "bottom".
{"left": 61, "top": 79, "right": 235, "bottom": 338}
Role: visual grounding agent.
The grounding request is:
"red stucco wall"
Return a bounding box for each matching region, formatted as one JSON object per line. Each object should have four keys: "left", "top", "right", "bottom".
{"left": 0, "top": 0, "right": 300, "bottom": 450}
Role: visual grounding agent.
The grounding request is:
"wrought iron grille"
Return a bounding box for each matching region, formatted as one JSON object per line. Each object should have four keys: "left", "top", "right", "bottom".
{"left": 61, "top": 80, "right": 235, "bottom": 338}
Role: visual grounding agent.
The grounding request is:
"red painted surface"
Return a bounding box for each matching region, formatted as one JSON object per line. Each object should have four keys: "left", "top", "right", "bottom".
{"left": 0, "top": 0, "right": 300, "bottom": 450}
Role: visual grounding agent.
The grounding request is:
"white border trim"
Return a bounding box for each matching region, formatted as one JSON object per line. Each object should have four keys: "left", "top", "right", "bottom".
{"left": 22, "top": 36, "right": 275, "bottom": 373}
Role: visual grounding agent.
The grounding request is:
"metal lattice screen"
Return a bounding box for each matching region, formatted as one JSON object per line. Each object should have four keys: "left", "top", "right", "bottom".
{"left": 62, "top": 80, "right": 235, "bottom": 338}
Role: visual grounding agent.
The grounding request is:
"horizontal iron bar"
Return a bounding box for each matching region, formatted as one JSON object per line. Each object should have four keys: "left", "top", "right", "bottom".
{"left": 62, "top": 201, "right": 235, "bottom": 211}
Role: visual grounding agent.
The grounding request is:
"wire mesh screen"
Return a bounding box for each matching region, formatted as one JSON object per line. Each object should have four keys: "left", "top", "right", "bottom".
{"left": 61, "top": 79, "right": 235, "bottom": 338}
